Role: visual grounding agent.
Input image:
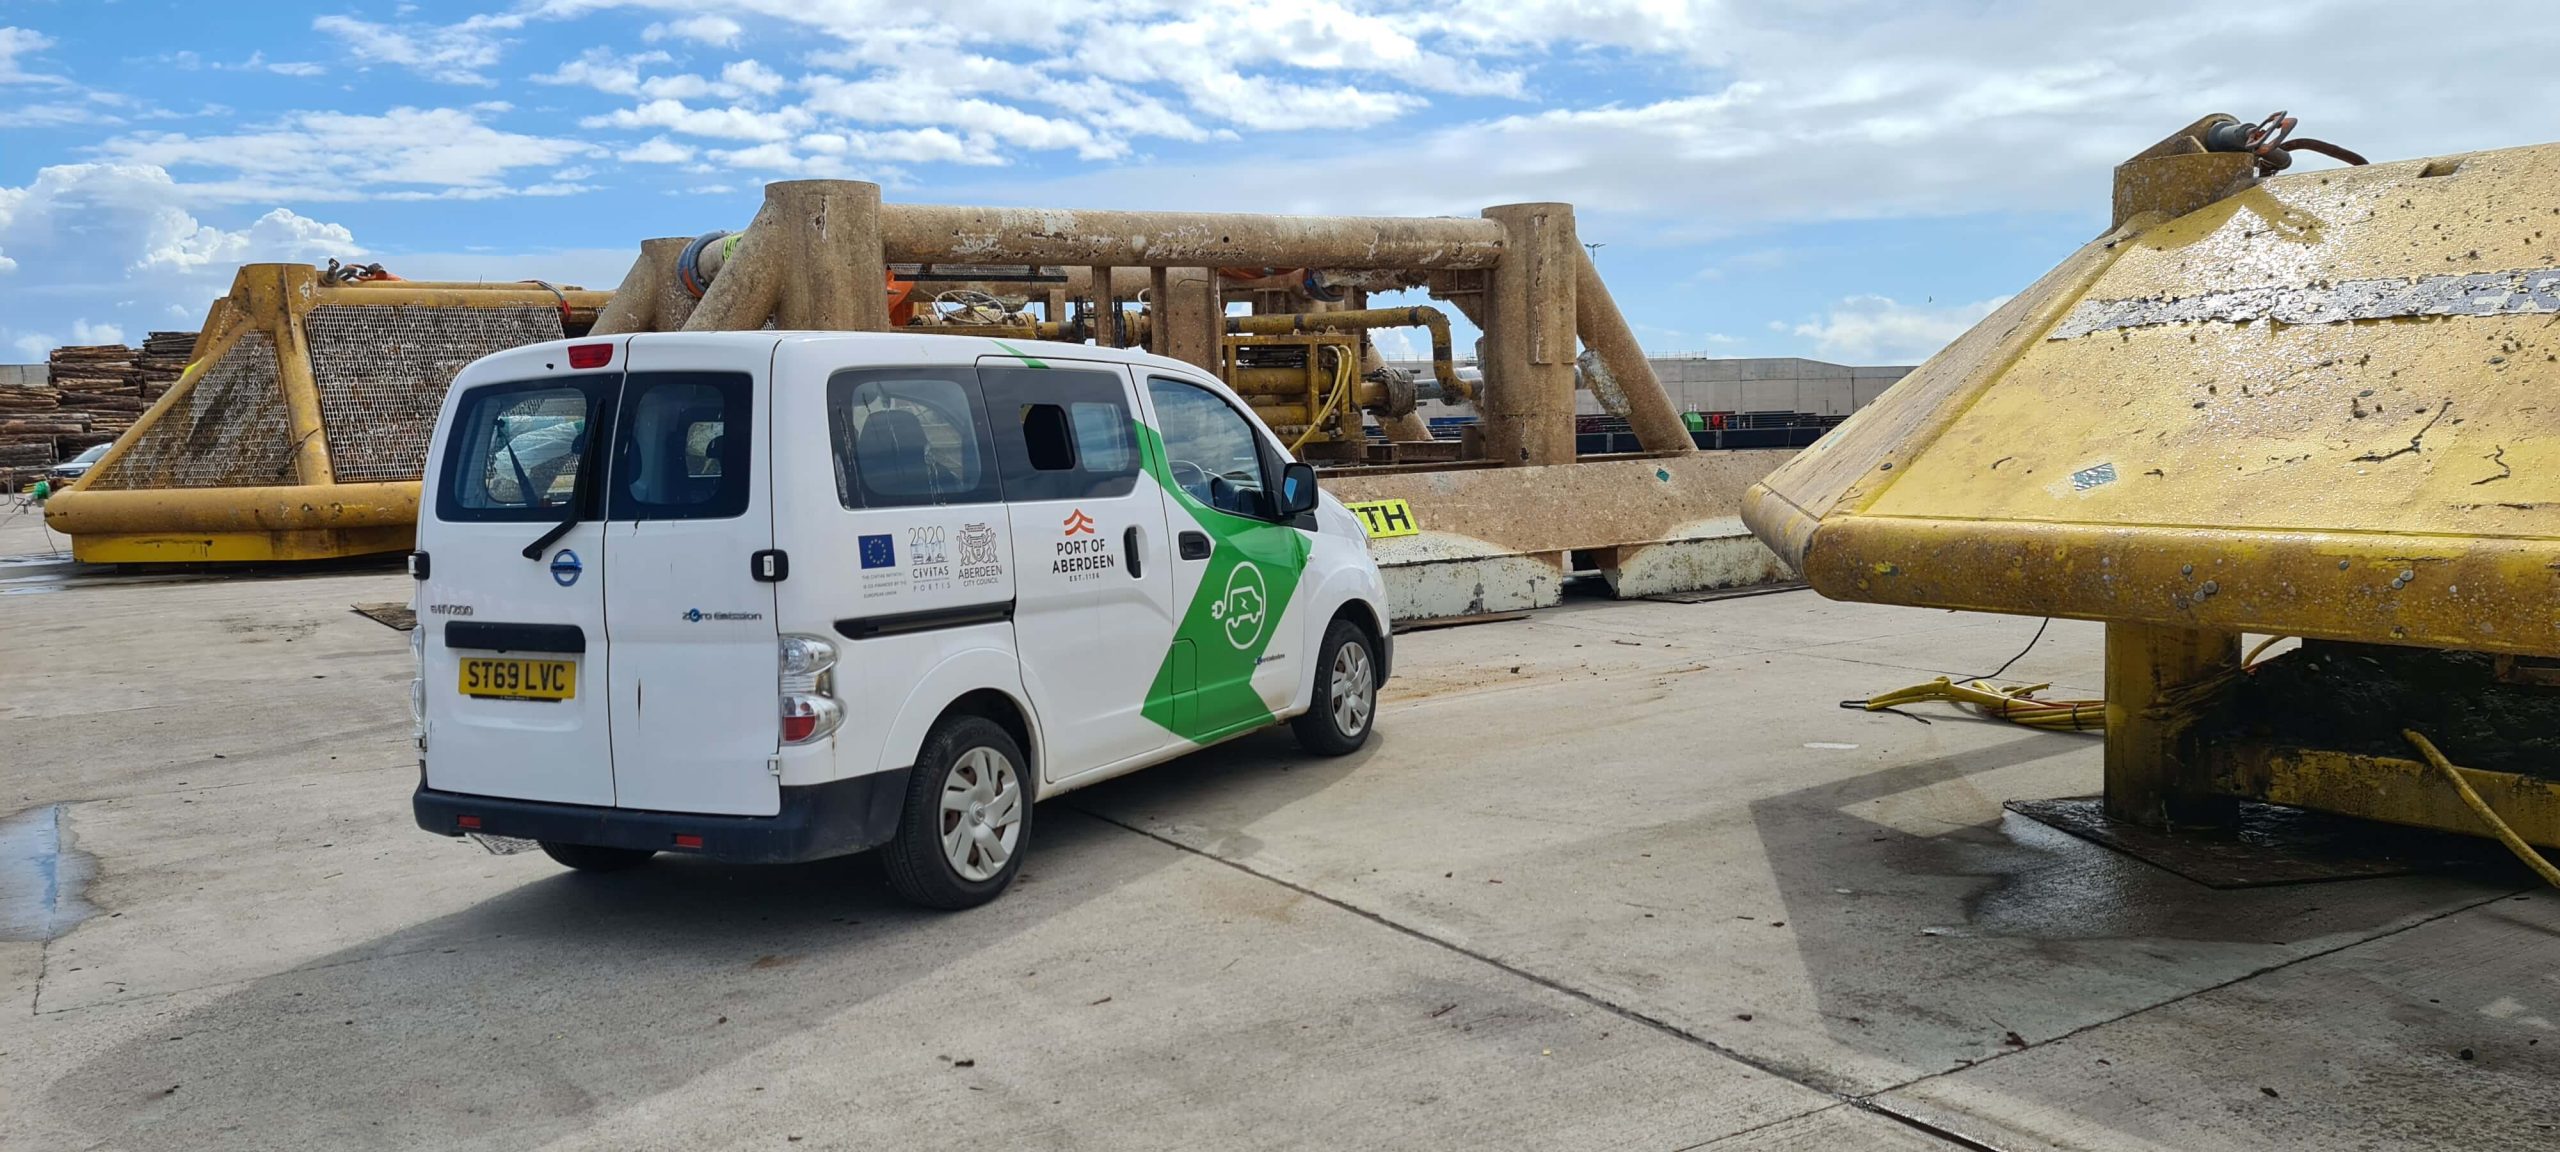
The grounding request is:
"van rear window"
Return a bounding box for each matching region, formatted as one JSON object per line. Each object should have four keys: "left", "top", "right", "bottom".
{"left": 608, "top": 372, "right": 752, "bottom": 521}
{"left": 828, "top": 369, "right": 1001, "bottom": 509}
{"left": 438, "top": 381, "right": 607, "bottom": 522}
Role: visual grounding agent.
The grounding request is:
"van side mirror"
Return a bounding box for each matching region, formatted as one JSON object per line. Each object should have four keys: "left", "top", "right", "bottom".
{"left": 1277, "top": 462, "right": 1319, "bottom": 518}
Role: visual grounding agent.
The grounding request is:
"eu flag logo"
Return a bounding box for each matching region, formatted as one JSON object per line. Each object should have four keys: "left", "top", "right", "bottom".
{"left": 859, "top": 534, "right": 895, "bottom": 569}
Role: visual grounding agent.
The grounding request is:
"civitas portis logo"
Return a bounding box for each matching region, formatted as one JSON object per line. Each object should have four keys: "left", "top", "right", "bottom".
{"left": 1211, "top": 560, "right": 1268, "bottom": 649}
{"left": 909, "top": 525, "right": 952, "bottom": 592}
{"left": 681, "top": 608, "right": 766, "bottom": 622}
{"left": 549, "top": 548, "right": 582, "bottom": 587}
{"left": 1052, "top": 508, "right": 1114, "bottom": 581}
{"left": 957, "top": 521, "right": 1003, "bottom": 586}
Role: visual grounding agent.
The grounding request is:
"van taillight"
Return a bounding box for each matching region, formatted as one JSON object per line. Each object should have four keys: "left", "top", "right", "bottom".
{"left": 566, "top": 343, "right": 613, "bottom": 369}
{"left": 779, "top": 634, "right": 842, "bottom": 745}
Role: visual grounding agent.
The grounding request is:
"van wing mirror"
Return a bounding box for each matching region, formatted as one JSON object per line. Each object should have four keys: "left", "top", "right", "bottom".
{"left": 1277, "top": 462, "right": 1319, "bottom": 518}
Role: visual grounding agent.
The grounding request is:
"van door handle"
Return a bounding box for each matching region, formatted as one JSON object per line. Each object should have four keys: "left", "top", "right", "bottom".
{"left": 1124, "top": 526, "right": 1143, "bottom": 578}
{"left": 1178, "top": 531, "right": 1212, "bottom": 560}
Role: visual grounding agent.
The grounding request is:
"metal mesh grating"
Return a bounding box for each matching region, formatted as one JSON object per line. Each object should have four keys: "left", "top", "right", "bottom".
{"left": 308, "top": 303, "right": 563, "bottom": 483}
{"left": 86, "top": 333, "right": 294, "bottom": 490}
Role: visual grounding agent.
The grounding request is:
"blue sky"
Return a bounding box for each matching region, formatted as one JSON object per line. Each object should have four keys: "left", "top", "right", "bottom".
{"left": 2, "top": 0, "right": 2554, "bottom": 364}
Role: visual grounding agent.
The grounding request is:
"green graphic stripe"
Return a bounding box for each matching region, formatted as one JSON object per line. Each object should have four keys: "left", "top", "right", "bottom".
{"left": 989, "top": 340, "right": 1049, "bottom": 369}
{"left": 1134, "top": 421, "right": 1311, "bottom": 744}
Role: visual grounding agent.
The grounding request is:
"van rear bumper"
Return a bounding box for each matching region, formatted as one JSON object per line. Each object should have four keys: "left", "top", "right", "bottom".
{"left": 413, "top": 769, "right": 913, "bottom": 864}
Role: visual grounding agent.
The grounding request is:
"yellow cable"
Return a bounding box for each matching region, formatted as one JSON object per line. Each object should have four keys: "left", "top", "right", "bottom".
{"left": 1853, "top": 677, "right": 2105, "bottom": 731}
{"left": 1288, "top": 346, "right": 1353, "bottom": 453}
{"left": 2402, "top": 729, "right": 2560, "bottom": 890}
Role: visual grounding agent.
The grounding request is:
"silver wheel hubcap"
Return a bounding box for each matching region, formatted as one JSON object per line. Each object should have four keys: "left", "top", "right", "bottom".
{"left": 938, "top": 747, "right": 1022, "bottom": 882}
{"left": 1329, "top": 642, "right": 1374, "bottom": 737}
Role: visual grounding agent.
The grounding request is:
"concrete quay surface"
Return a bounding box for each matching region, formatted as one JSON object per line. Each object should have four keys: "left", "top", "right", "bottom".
{"left": 0, "top": 511, "right": 2550, "bottom": 1151}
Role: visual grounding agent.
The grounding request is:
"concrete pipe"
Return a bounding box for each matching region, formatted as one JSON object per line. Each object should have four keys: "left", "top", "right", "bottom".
{"left": 882, "top": 206, "right": 1506, "bottom": 271}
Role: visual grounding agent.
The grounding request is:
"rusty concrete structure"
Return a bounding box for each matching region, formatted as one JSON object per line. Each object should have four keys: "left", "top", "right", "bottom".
{"left": 46, "top": 180, "right": 1783, "bottom": 616}
{"left": 1745, "top": 114, "right": 2560, "bottom": 859}
{"left": 586, "top": 179, "right": 1779, "bottom": 616}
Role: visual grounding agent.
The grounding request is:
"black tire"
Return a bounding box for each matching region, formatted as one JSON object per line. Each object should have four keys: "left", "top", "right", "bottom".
{"left": 539, "top": 841, "right": 656, "bottom": 872}
{"left": 884, "top": 715, "right": 1034, "bottom": 910}
{"left": 1292, "top": 618, "right": 1378, "bottom": 756}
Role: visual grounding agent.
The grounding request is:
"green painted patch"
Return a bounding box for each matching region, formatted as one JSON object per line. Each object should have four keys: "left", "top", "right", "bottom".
{"left": 1134, "top": 421, "right": 1311, "bottom": 744}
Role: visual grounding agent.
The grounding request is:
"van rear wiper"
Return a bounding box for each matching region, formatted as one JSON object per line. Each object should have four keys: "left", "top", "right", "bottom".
{"left": 522, "top": 515, "right": 577, "bottom": 560}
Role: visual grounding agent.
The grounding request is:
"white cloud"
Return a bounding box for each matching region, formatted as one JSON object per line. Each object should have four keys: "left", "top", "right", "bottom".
{"left": 720, "top": 60, "right": 785, "bottom": 97}
{"left": 0, "top": 164, "right": 359, "bottom": 357}
{"left": 533, "top": 48, "right": 670, "bottom": 96}
{"left": 644, "top": 15, "right": 745, "bottom": 47}
{"left": 585, "top": 98, "right": 811, "bottom": 142}
{"left": 620, "top": 135, "right": 696, "bottom": 164}
{"left": 1791, "top": 295, "right": 2008, "bottom": 363}
{"left": 0, "top": 102, "right": 114, "bottom": 129}
{"left": 311, "top": 13, "right": 525, "bottom": 85}
{"left": 97, "top": 107, "right": 598, "bottom": 201}
{"left": 0, "top": 26, "right": 68, "bottom": 85}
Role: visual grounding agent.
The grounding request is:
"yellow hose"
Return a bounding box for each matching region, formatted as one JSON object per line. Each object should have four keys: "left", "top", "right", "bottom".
{"left": 2402, "top": 729, "right": 2560, "bottom": 890}
{"left": 2244, "top": 634, "right": 2293, "bottom": 668}
{"left": 1851, "top": 677, "right": 2104, "bottom": 731}
{"left": 1288, "top": 346, "right": 1353, "bottom": 454}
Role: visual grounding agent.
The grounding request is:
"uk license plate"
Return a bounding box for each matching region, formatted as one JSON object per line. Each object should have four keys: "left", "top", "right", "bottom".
{"left": 458, "top": 657, "right": 576, "bottom": 701}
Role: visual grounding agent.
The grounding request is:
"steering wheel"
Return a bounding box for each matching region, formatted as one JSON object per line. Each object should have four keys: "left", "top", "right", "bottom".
{"left": 1168, "top": 459, "right": 1211, "bottom": 493}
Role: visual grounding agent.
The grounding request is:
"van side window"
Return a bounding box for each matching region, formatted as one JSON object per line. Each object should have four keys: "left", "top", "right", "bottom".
{"left": 608, "top": 372, "right": 752, "bottom": 520}
{"left": 827, "top": 369, "right": 1000, "bottom": 509}
{"left": 437, "top": 380, "right": 608, "bottom": 522}
{"left": 1146, "top": 376, "right": 1271, "bottom": 518}
{"left": 980, "top": 367, "right": 1138, "bottom": 501}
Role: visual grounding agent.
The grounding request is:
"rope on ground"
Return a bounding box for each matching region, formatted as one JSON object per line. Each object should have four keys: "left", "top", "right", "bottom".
{"left": 2402, "top": 728, "right": 2560, "bottom": 890}
{"left": 1844, "top": 677, "right": 2104, "bottom": 731}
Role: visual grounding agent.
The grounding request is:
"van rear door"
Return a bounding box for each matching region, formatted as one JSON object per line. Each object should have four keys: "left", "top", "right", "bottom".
{"left": 418, "top": 344, "right": 621, "bottom": 808}
{"left": 602, "top": 336, "right": 780, "bottom": 817}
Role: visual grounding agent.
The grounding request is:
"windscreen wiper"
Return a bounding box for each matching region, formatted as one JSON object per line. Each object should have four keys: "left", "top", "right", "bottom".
{"left": 496, "top": 430, "right": 583, "bottom": 560}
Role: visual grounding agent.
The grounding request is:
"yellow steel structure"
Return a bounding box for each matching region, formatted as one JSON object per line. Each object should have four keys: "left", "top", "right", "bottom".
{"left": 1744, "top": 117, "right": 2560, "bottom": 848}
{"left": 45, "top": 265, "right": 607, "bottom": 563}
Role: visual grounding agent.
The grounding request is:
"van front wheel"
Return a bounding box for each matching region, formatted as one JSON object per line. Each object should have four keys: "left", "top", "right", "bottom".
{"left": 539, "top": 842, "right": 655, "bottom": 872}
{"left": 1291, "top": 619, "right": 1378, "bottom": 756}
{"left": 884, "top": 715, "right": 1032, "bottom": 910}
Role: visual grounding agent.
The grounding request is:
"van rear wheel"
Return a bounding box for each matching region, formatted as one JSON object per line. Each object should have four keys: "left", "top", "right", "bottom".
{"left": 539, "top": 842, "right": 655, "bottom": 872}
{"left": 1291, "top": 618, "right": 1378, "bottom": 756}
{"left": 884, "top": 715, "right": 1032, "bottom": 910}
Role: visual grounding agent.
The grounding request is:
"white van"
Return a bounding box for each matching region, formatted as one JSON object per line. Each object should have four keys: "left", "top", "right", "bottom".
{"left": 409, "top": 332, "right": 1391, "bottom": 908}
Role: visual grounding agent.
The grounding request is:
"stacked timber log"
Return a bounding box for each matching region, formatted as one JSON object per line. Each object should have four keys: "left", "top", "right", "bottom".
{"left": 0, "top": 333, "right": 197, "bottom": 490}
{"left": 136, "top": 331, "right": 194, "bottom": 401}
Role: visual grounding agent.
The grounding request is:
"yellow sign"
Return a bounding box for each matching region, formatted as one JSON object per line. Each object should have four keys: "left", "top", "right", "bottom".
{"left": 1345, "top": 499, "right": 1419, "bottom": 539}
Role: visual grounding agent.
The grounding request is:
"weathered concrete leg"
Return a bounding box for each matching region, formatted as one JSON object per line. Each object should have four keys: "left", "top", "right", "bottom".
{"left": 1381, "top": 412, "right": 1435, "bottom": 441}
{"left": 772, "top": 181, "right": 887, "bottom": 331}
{"left": 1480, "top": 204, "right": 1578, "bottom": 466}
{"left": 1575, "top": 246, "right": 1691, "bottom": 454}
{"left": 1156, "top": 267, "right": 1219, "bottom": 371}
{"left": 685, "top": 214, "right": 781, "bottom": 331}
{"left": 591, "top": 237, "right": 691, "bottom": 335}
{"left": 2103, "top": 623, "right": 2241, "bottom": 828}
{"left": 1089, "top": 265, "right": 1118, "bottom": 346}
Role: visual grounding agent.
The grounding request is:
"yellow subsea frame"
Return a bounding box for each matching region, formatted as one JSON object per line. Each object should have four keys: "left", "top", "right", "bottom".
{"left": 1345, "top": 498, "right": 1419, "bottom": 539}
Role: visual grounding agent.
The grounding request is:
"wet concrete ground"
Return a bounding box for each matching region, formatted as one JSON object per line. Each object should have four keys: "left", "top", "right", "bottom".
{"left": 0, "top": 510, "right": 2551, "bottom": 1151}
